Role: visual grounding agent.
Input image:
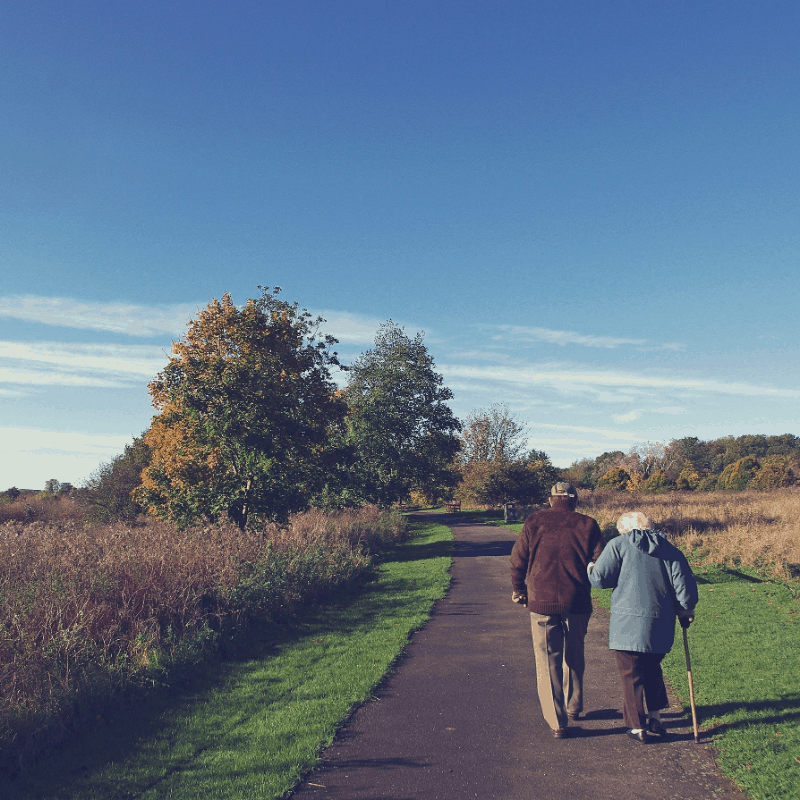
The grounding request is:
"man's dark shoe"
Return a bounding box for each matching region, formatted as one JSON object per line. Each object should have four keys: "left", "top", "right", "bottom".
{"left": 647, "top": 718, "right": 668, "bottom": 737}
{"left": 551, "top": 728, "right": 569, "bottom": 739}
{"left": 567, "top": 712, "right": 581, "bottom": 721}
{"left": 626, "top": 729, "right": 649, "bottom": 743}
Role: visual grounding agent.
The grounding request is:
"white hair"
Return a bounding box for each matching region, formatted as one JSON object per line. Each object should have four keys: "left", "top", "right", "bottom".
{"left": 616, "top": 511, "right": 653, "bottom": 534}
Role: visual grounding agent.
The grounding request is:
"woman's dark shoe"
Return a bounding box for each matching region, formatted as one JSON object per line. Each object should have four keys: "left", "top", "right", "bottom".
{"left": 647, "top": 718, "right": 668, "bottom": 736}
{"left": 626, "top": 728, "right": 649, "bottom": 743}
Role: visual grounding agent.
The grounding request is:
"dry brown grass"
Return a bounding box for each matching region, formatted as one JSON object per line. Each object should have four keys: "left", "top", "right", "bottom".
{"left": 0, "top": 494, "right": 86, "bottom": 525}
{"left": 0, "top": 506, "right": 406, "bottom": 774}
{"left": 578, "top": 488, "right": 800, "bottom": 579}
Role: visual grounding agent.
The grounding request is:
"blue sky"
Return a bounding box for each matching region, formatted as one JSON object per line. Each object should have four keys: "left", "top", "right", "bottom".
{"left": 2, "top": 1, "right": 799, "bottom": 489}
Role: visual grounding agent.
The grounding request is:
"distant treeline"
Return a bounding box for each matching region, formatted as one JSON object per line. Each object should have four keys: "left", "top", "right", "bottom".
{"left": 562, "top": 434, "right": 800, "bottom": 492}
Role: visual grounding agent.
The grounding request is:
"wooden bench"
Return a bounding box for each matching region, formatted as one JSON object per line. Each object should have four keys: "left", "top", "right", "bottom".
{"left": 444, "top": 500, "right": 461, "bottom": 513}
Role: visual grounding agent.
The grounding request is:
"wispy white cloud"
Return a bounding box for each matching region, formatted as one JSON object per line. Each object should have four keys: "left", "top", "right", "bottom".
{"left": 523, "top": 424, "right": 647, "bottom": 466}
{"left": 485, "top": 324, "right": 685, "bottom": 352}
{"left": 525, "top": 437, "right": 632, "bottom": 456}
{"left": 1, "top": 426, "right": 133, "bottom": 456}
{"left": 0, "top": 341, "right": 169, "bottom": 376}
{"left": 533, "top": 422, "right": 642, "bottom": 441}
{"left": 317, "top": 311, "right": 385, "bottom": 345}
{"left": 489, "top": 325, "right": 646, "bottom": 349}
{"left": 318, "top": 310, "right": 427, "bottom": 347}
{"left": 0, "top": 366, "right": 126, "bottom": 387}
{"left": 0, "top": 295, "right": 412, "bottom": 350}
{"left": 0, "top": 295, "right": 197, "bottom": 336}
{"left": 614, "top": 410, "right": 641, "bottom": 423}
{"left": 439, "top": 363, "right": 800, "bottom": 399}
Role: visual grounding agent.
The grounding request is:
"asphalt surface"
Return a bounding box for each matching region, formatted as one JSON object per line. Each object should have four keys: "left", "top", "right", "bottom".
{"left": 291, "top": 514, "right": 747, "bottom": 800}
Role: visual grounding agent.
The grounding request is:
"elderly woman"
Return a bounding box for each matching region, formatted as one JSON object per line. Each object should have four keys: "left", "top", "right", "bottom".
{"left": 588, "top": 511, "right": 698, "bottom": 743}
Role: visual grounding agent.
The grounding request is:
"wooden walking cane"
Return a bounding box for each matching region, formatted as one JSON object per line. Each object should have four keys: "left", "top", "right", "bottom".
{"left": 682, "top": 625, "right": 700, "bottom": 743}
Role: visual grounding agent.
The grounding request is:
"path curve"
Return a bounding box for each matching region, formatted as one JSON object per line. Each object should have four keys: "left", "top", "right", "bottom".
{"left": 292, "top": 514, "right": 746, "bottom": 800}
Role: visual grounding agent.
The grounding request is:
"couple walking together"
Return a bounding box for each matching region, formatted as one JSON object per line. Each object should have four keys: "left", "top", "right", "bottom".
{"left": 509, "top": 482, "right": 699, "bottom": 743}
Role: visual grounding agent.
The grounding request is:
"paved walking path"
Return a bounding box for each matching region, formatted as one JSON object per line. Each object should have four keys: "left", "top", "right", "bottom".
{"left": 292, "top": 515, "right": 747, "bottom": 800}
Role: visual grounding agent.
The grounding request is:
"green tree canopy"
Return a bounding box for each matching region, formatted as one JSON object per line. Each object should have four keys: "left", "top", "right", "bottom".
{"left": 135, "top": 287, "right": 347, "bottom": 527}
{"left": 343, "top": 321, "right": 461, "bottom": 506}
{"left": 482, "top": 454, "right": 559, "bottom": 507}
{"left": 81, "top": 435, "right": 151, "bottom": 522}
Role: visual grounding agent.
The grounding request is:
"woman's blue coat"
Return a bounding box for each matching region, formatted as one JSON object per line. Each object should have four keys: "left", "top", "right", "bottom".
{"left": 588, "top": 529, "right": 698, "bottom": 654}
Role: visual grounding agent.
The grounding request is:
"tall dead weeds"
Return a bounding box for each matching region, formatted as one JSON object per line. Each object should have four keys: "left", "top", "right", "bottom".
{"left": 0, "top": 506, "right": 407, "bottom": 775}
{"left": 578, "top": 488, "right": 800, "bottom": 579}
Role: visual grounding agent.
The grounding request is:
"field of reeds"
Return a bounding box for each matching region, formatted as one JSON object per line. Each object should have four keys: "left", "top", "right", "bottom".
{"left": 576, "top": 488, "right": 800, "bottom": 580}
{"left": 0, "top": 506, "right": 407, "bottom": 775}
{"left": 0, "top": 493, "right": 86, "bottom": 525}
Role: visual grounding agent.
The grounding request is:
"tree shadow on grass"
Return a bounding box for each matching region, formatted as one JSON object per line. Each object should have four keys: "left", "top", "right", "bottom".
{"left": 454, "top": 539, "right": 515, "bottom": 558}
{"left": 380, "top": 538, "right": 454, "bottom": 563}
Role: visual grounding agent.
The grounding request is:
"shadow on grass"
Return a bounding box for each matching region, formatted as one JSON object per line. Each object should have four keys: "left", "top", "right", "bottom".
{"left": 697, "top": 692, "right": 800, "bottom": 736}
{"left": 380, "top": 538, "right": 454, "bottom": 563}
{"left": 693, "top": 567, "right": 766, "bottom": 585}
{"left": 415, "top": 509, "right": 505, "bottom": 525}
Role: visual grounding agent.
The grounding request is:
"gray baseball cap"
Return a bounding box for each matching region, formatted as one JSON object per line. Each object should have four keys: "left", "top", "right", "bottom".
{"left": 551, "top": 482, "right": 578, "bottom": 497}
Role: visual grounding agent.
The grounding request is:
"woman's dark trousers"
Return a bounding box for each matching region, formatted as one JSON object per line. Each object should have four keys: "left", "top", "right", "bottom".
{"left": 614, "top": 650, "right": 669, "bottom": 729}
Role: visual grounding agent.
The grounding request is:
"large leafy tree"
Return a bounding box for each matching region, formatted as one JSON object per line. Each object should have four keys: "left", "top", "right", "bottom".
{"left": 454, "top": 404, "right": 558, "bottom": 507}
{"left": 135, "top": 287, "right": 346, "bottom": 527}
{"left": 344, "top": 321, "right": 461, "bottom": 506}
{"left": 458, "top": 403, "right": 528, "bottom": 464}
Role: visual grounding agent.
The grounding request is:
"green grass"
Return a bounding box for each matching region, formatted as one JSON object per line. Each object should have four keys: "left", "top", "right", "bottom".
{"left": 2, "top": 519, "right": 453, "bottom": 800}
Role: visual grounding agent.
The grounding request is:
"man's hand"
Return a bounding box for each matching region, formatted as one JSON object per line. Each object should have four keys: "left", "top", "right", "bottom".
{"left": 679, "top": 615, "right": 694, "bottom": 629}
{"left": 512, "top": 590, "right": 528, "bottom": 608}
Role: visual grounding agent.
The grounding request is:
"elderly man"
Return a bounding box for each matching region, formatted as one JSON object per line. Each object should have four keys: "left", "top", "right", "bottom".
{"left": 588, "top": 511, "right": 698, "bottom": 743}
{"left": 510, "top": 482, "right": 605, "bottom": 738}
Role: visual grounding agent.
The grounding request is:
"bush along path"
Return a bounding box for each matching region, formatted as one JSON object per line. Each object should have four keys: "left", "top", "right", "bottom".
{"left": 1, "top": 518, "right": 454, "bottom": 800}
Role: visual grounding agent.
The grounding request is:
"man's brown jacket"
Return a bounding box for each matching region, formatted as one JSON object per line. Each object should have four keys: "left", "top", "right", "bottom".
{"left": 509, "top": 504, "right": 604, "bottom": 615}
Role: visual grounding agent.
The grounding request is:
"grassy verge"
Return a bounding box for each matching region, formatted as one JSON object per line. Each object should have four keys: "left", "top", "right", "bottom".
{"left": 2, "top": 518, "right": 453, "bottom": 800}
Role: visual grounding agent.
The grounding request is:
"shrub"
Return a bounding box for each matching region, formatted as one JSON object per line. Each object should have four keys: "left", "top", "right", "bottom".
{"left": 696, "top": 474, "right": 719, "bottom": 492}
{"left": 0, "top": 494, "right": 85, "bottom": 525}
{"left": 80, "top": 435, "right": 151, "bottom": 522}
{"left": 640, "top": 470, "right": 675, "bottom": 493}
{"left": 717, "top": 455, "right": 760, "bottom": 490}
{"left": 749, "top": 454, "right": 797, "bottom": 490}
{"left": 596, "top": 466, "right": 631, "bottom": 491}
{"left": 675, "top": 462, "right": 702, "bottom": 490}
